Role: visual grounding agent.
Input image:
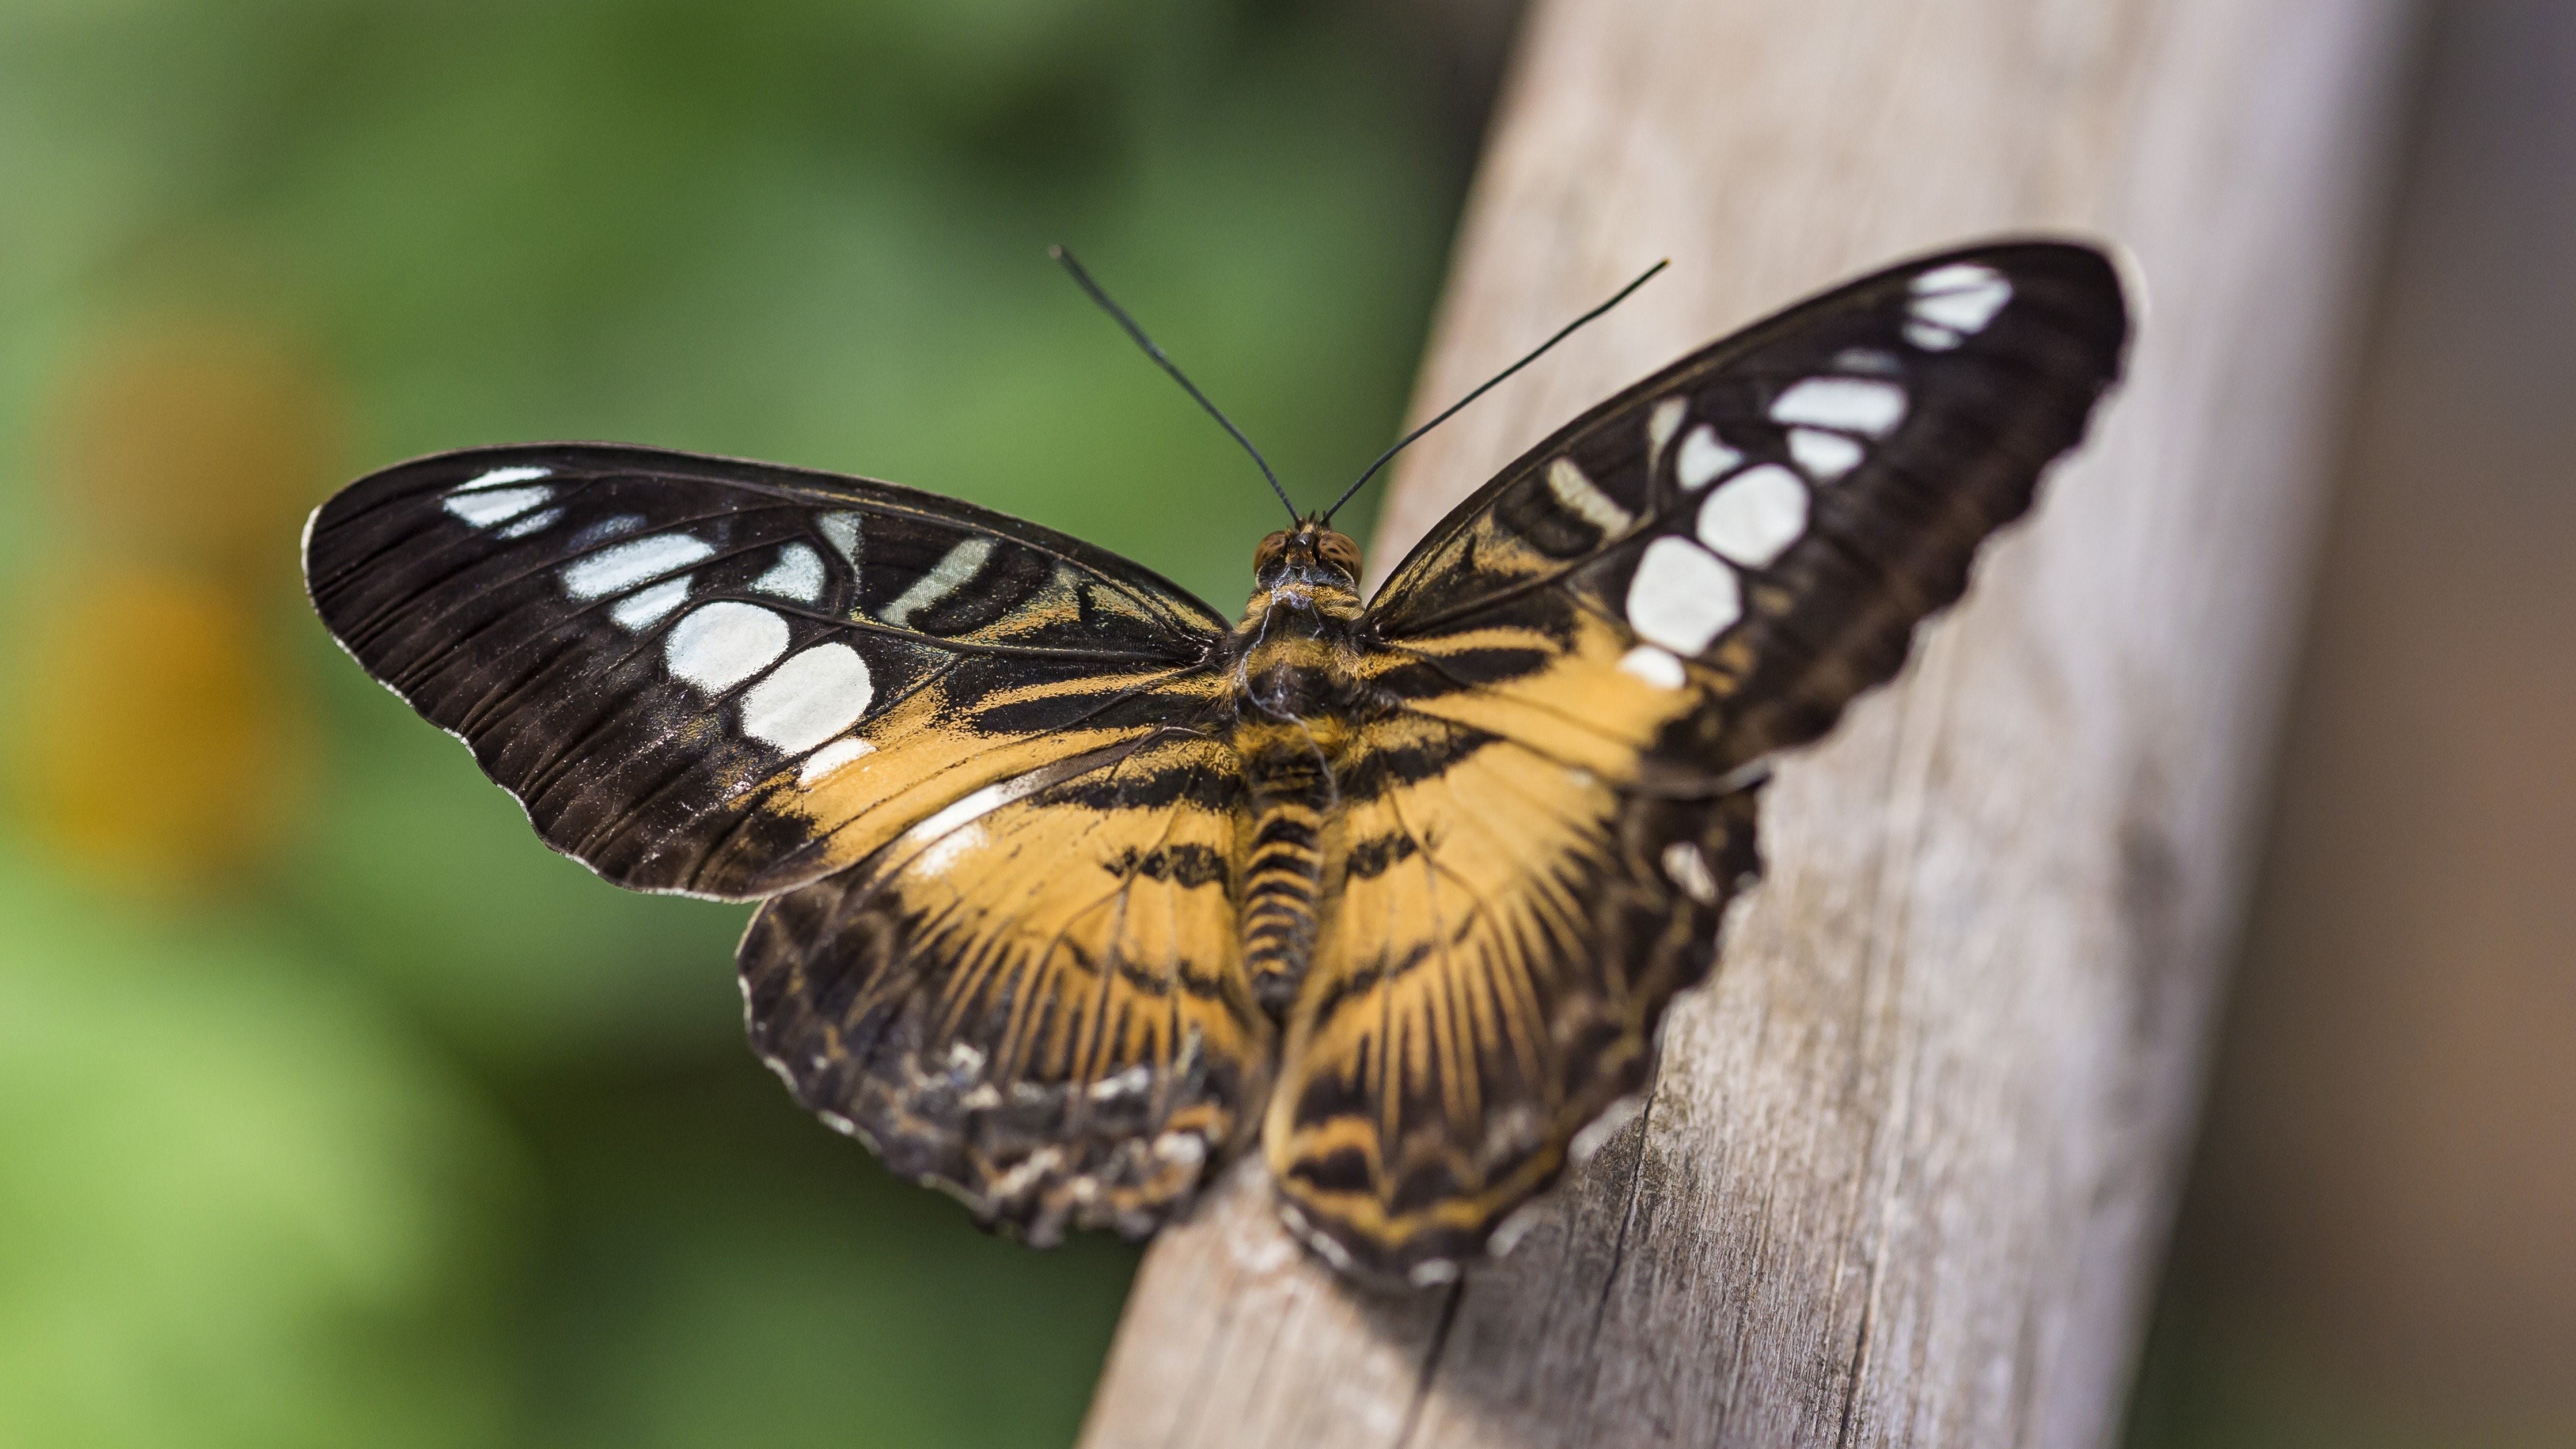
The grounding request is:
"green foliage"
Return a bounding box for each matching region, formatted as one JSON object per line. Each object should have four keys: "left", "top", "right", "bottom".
{"left": 0, "top": 855, "right": 519, "bottom": 1449}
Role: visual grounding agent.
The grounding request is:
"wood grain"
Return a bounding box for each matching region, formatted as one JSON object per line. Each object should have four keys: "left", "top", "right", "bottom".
{"left": 1079, "top": 3, "right": 2417, "bottom": 1445}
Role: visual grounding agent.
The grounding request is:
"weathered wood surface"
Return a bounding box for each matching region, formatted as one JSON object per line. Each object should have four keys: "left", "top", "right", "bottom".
{"left": 1079, "top": 3, "right": 2416, "bottom": 1446}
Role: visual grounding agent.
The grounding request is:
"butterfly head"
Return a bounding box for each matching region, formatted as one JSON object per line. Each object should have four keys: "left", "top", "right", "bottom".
{"left": 1253, "top": 521, "right": 1362, "bottom": 590}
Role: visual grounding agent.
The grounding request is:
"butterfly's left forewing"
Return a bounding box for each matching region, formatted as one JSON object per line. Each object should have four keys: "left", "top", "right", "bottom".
{"left": 307, "top": 444, "right": 1230, "bottom": 898}
{"left": 307, "top": 444, "right": 1267, "bottom": 1236}
{"left": 1270, "top": 242, "right": 2130, "bottom": 1279}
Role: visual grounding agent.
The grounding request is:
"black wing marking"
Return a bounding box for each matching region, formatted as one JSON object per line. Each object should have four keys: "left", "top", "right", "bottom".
{"left": 304, "top": 443, "right": 1230, "bottom": 900}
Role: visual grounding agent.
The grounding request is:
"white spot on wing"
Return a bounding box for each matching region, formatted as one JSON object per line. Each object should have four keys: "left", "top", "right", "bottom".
{"left": 1617, "top": 645, "right": 1686, "bottom": 690}
{"left": 915, "top": 822, "right": 985, "bottom": 877}
{"left": 1299, "top": 1218, "right": 1356, "bottom": 1274}
{"left": 752, "top": 542, "right": 825, "bottom": 603}
{"left": 496, "top": 506, "right": 565, "bottom": 539}
{"left": 572, "top": 514, "right": 644, "bottom": 548}
{"left": 1675, "top": 425, "right": 1740, "bottom": 491}
{"left": 1770, "top": 377, "right": 1906, "bottom": 436}
{"left": 741, "top": 643, "right": 874, "bottom": 752}
{"left": 1568, "top": 1093, "right": 1646, "bottom": 1166}
{"left": 797, "top": 735, "right": 875, "bottom": 786}
{"left": 819, "top": 512, "right": 862, "bottom": 565}
{"left": 1409, "top": 1259, "right": 1461, "bottom": 1286}
{"left": 443, "top": 485, "right": 552, "bottom": 527}
{"left": 1787, "top": 428, "right": 1864, "bottom": 480}
{"left": 1624, "top": 537, "right": 1740, "bottom": 655}
{"left": 611, "top": 576, "right": 692, "bottom": 629}
{"left": 665, "top": 601, "right": 790, "bottom": 692}
{"left": 1696, "top": 464, "right": 1808, "bottom": 568}
{"left": 1647, "top": 396, "right": 1688, "bottom": 462}
{"left": 453, "top": 465, "right": 551, "bottom": 492}
{"left": 562, "top": 533, "right": 715, "bottom": 599}
{"left": 1909, "top": 262, "right": 2012, "bottom": 335}
{"left": 1905, "top": 320, "right": 1962, "bottom": 351}
{"left": 1661, "top": 840, "right": 1719, "bottom": 903}
{"left": 1831, "top": 347, "right": 1903, "bottom": 376}
{"left": 882, "top": 536, "right": 994, "bottom": 628}
{"left": 1546, "top": 457, "right": 1634, "bottom": 533}
{"left": 1088, "top": 1065, "right": 1153, "bottom": 1101}
{"left": 1487, "top": 1200, "right": 1551, "bottom": 1259}
{"left": 903, "top": 770, "right": 1052, "bottom": 853}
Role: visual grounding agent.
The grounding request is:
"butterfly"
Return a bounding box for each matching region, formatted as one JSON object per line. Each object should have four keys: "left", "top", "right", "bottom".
{"left": 303, "top": 239, "right": 2128, "bottom": 1285}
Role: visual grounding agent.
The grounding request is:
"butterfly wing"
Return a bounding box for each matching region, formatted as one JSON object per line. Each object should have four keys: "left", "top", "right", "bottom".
{"left": 307, "top": 443, "right": 1229, "bottom": 898}
{"left": 306, "top": 443, "right": 1267, "bottom": 1235}
{"left": 1268, "top": 242, "right": 2130, "bottom": 1278}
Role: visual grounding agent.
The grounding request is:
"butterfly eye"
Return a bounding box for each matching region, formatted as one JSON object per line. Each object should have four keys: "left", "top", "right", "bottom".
{"left": 1315, "top": 530, "right": 1361, "bottom": 578}
{"left": 1252, "top": 530, "right": 1291, "bottom": 576}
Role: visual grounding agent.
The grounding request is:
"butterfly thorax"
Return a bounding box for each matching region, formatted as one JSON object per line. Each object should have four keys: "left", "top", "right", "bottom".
{"left": 1227, "top": 523, "right": 1373, "bottom": 1017}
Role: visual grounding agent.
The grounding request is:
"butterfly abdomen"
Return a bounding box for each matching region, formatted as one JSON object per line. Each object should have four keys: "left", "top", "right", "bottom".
{"left": 1240, "top": 785, "right": 1324, "bottom": 1018}
{"left": 1232, "top": 709, "right": 1355, "bottom": 1020}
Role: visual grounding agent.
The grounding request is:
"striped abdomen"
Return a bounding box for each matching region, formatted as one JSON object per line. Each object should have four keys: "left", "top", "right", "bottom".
{"left": 1238, "top": 721, "right": 1332, "bottom": 1018}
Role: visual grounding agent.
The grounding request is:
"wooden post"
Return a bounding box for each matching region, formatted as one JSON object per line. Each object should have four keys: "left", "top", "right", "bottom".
{"left": 1078, "top": 3, "right": 2417, "bottom": 1445}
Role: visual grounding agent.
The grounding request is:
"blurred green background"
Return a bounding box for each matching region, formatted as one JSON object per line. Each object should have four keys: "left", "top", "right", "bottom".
{"left": 0, "top": 2, "right": 1504, "bottom": 1444}
{"left": 6, "top": 2, "right": 2572, "bottom": 1447}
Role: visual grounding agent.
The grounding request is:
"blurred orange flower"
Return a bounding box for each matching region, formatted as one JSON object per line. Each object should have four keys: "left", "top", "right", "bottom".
{"left": 8, "top": 566, "right": 302, "bottom": 891}
{"left": 6, "top": 315, "right": 336, "bottom": 892}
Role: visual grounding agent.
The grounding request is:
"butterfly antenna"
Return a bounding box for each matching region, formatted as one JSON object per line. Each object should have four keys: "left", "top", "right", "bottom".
{"left": 1321, "top": 260, "right": 1669, "bottom": 525}
{"left": 1051, "top": 245, "right": 1300, "bottom": 526}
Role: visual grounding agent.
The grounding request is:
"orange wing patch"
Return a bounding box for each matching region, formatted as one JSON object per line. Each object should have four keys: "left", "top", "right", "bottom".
{"left": 1375, "top": 607, "right": 1710, "bottom": 782}
{"left": 721, "top": 664, "right": 1233, "bottom": 894}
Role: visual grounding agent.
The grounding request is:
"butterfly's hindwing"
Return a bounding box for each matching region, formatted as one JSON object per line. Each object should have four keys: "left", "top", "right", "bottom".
{"left": 1266, "top": 702, "right": 1762, "bottom": 1279}
{"left": 740, "top": 727, "right": 1271, "bottom": 1240}
{"left": 1268, "top": 242, "right": 2129, "bottom": 1277}
{"left": 304, "top": 444, "right": 1228, "bottom": 898}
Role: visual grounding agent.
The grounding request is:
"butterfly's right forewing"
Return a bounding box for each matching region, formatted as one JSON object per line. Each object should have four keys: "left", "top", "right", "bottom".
{"left": 1368, "top": 242, "right": 2131, "bottom": 771}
